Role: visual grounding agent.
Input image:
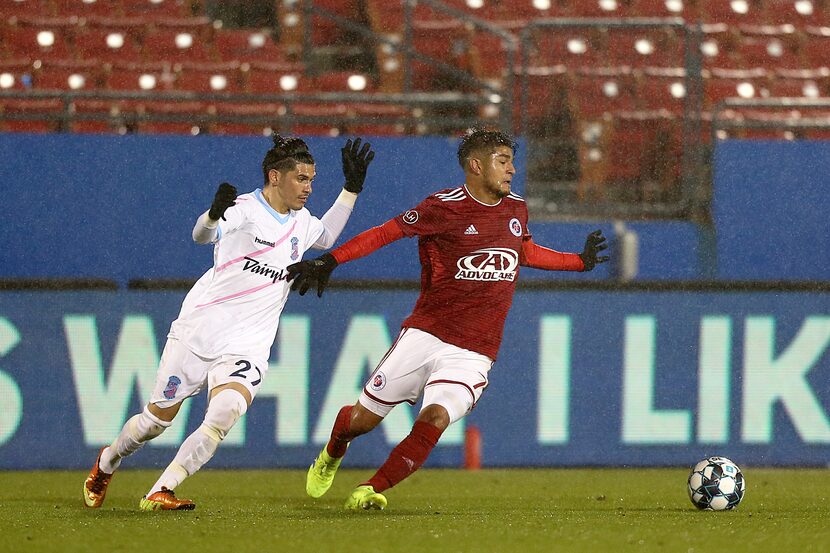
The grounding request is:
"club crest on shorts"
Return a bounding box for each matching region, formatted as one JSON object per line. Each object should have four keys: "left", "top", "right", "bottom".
{"left": 370, "top": 371, "right": 386, "bottom": 391}
{"left": 509, "top": 218, "right": 522, "bottom": 237}
{"left": 163, "top": 376, "right": 181, "bottom": 400}
{"left": 402, "top": 210, "right": 419, "bottom": 224}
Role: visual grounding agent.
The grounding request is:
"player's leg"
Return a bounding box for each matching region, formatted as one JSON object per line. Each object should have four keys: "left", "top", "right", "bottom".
{"left": 140, "top": 382, "right": 250, "bottom": 511}
{"left": 348, "top": 338, "right": 491, "bottom": 510}
{"left": 83, "top": 339, "right": 200, "bottom": 509}
{"left": 309, "top": 328, "right": 427, "bottom": 500}
{"left": 306, "top": 401, "right": 383, "bottom": 498}
{"left": 141, "top": 354, "right": 265, "bottom": 511}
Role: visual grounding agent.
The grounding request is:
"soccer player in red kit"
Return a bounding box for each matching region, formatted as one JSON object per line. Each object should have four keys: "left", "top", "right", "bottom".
{"left": 287, "top": 128, "right": 608, "bottom": 510}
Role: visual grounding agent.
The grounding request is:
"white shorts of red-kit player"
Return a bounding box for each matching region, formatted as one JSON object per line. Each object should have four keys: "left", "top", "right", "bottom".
{"left": 359, "top": 327, "right": 492, "bottom": 424}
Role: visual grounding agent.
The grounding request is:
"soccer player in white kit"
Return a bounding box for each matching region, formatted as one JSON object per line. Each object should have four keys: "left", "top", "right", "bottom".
{"left": 82, "top": 134, "right": 375, "bottom": 511}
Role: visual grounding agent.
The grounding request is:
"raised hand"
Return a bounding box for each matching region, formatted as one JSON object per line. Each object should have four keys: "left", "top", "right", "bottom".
{"left": 341, "top": 137, "right": 375, "bottom": 194}
{"left": 286, "top": 253, "right": 339, "bottom": 297}
{"left": 208, "top": 182, "right": 237, "bottom": 221}
{"left": 579, "top": 230, "right": 610, "bottom": 271}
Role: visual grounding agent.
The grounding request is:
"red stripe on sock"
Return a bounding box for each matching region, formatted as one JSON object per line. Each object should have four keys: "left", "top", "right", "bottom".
{"left": 367, "top": 421, "right": 443, "bottom": 493}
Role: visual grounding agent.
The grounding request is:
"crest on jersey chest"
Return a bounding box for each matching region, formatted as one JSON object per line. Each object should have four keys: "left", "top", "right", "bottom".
{"left": 290, "top": 236, "right": 299, "bottom": 260}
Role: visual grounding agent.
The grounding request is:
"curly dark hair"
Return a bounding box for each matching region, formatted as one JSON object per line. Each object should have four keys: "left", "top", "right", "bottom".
{"left": 262, "top": 133, "right": 315, "bottom": 183}
{"left": 457, "top": 127, "right": 517, "bottom": 169}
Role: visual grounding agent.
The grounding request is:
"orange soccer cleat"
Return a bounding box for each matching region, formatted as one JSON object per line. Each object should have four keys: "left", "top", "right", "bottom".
{"left": 83, "top": 447, "right": 113, "bottom": 508}
{"left": 139, "top": 487, "right": 196, "bottom": 511}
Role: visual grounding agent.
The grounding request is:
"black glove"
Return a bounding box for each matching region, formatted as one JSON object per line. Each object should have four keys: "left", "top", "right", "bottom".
{"left": 286, "top": 253, "right": 339, "bottom": 297}
{"left": 341, "top": 137, "right": 375, "bottom": 194}
{"left": 208, "top": 182, "right": 237, "bottom": 221}
{"left": 579, "top": 229, "right": 610, "bottom": 271}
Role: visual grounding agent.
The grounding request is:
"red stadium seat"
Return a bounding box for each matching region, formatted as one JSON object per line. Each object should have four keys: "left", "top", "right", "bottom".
{"left": 32, "top": 59, "right": 103, "bottom": 90}
{"left": 739, "top": 36, "right": 804, "bottom": 69}
{"left": 2, "top": 26, "right": 73, "bottom": 59}
{"left": 54, "top": 0, "right": 125, "bottom": 18}
{"left": 245, "top": 67, "right": 303, "bottom": 94}
{"left": 136, "top": 100, "right": 208, "bottom": 134}
{"left": 606, "top": 29, "right": 684, "bottom": 68}
{"left": 570, "top": 71, "right": 638, "bottom": 117}
{"left": 122, "top": 0, "right": 191, "bottom": 18}
{"left": 638, "top": 69, "right": 687, "bottom": 113}
{"left": 140, "top": 28, "right": 214, "bottom": 63}
{"left": 765, "top": 0, "right": 830, "bottom": 26}
{"left": 68, "top": 98, "right": 117, "bottom": 133}
{"left": 802, "top": 27, "right": 830, "bottom": 67}
{"left": 0, "top": 59, "right": 35, "bottom": 91}
{"left": 105, "top": 63, "right": 176, "bottom": 91}
{"left": 175, "top": 62, "right": 243, "bottom": 93}
{"left": 213, "top": 29, "right": 287, "bottom": 62}
{"left": 633, "top": 0, "right": 695, "bottom": 18}
{"left": 700, "top": 0, "right": 766, "bottom": 24}
{"left": 208, "top": 102, "right": 284, "bottom": 136}
{"left": 0, "top": 97, "right": 65, "bottom": 132}
{"left": 73, "top": 27, "right": 144, "bottom": 63}
{"left": 530, "top": 29, "right": 603, "bottom": 70}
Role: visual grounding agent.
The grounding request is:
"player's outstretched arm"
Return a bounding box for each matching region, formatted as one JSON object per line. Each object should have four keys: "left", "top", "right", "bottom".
{"left": 286, "top": 253, "right": 338, "bottom": 297}
{"left": 288, "top": 219, "right": 405, "bottom": 297}
{"left": 578, "top": 229, "right": 610, "bottom": 271}
{"left": 192, "top": 182, "right": 238, "bottom": 244}
{"left": 313, "top": 138, "right": 377, "bottom": 249}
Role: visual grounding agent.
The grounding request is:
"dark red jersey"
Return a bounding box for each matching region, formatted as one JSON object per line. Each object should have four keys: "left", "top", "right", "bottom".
{"left": 393, "top": 186, "right": 531, "bottom": 360}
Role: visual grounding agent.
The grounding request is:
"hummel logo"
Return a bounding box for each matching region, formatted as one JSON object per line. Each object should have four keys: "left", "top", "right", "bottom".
{"left": 464, "top": 224, "right": 479, "bottom": 235}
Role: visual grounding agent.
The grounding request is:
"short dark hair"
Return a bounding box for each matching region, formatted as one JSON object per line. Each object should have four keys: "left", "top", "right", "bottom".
{"left": 457, "top": 127, "right": 517, "bottom": 169}
{"left": 262, "top": 133, "right": 315, "bottom": 183}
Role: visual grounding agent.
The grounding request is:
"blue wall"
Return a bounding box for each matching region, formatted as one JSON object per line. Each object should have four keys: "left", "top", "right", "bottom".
{"left": 0, "top": 133, "right": 712, "bottom": 284}
{"left": 713, "top": 140, "right": 830, "bottom": 281}
{"left": 0, "top": 289, "right": 828, "bottom": 469}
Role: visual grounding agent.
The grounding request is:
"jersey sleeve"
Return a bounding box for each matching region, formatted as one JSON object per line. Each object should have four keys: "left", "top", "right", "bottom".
{"left": 215, "top": 201, "right": 247, "bottom": 242}
{"left": 303, "top": 211, "right": 326, "bottom": 250}
{"left": 393, "top": 194, "right": 451, "bottom": 237}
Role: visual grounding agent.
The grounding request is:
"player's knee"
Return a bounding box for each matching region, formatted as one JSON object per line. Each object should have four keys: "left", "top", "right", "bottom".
{"left": 133, "top": 406, "right": 173, "bottom": 442}
{"left": 419, "top": 399, "right": 459, "bottom": 429}
{"left": 201, "top": 389, "right": 248, "bottom": 442}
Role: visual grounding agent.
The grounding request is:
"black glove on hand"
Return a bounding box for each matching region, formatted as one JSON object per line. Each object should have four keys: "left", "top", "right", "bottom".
{"left": 579, "top": 229, "right": 610, "bottom": 271}
{"left": 208, "top": 182, "right": 238, "bottom": 221}
{"left": 286, "top": 253, "right": 339, "bottom": 297}
{"left": 341, "top": 137, "right": 375, "bottom": 194}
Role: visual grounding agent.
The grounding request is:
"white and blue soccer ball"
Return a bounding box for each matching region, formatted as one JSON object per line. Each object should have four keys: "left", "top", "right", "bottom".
{"left": 687, "top": 456, "right": 746, "bottom": 511}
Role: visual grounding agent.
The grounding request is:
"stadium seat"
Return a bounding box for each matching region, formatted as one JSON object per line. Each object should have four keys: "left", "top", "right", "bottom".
{"left": 212, "top": 29, "right": 287, "bottom": 62}
{"left": 633, "top": 0, "right": 695, "bottom": 18}
{"left": 32, "top": 59, "right": 103, "bottom": 90}
{"left": 569, "top": 71, "right": 638, "bottom": 117}
{"left": 802, "top": 27, "right": 830, "bottom": 67}
{"left": 53, "top": 0, "right": 125, "bottom": 18}
{"left": 530, "top": 29, "right": 603, "bottom": 70}
{"left": 72, "top": 27, "right": 144, "bottom": 63}
{"left": 288, "top": 102, "right": 348, "bottom": 135}
{"left": 0, "top": 97, "right": 65, "bottom": 132}
{"left": 699, "top": 0, "right": 766, "bottom": 24}
{"left": 739, "top": 36, "right": 804, "bottom": 69}
{"left": 140, "top": 28, "right": 214, "bottom": 63}
{"left": 2, "top": 26, "right": 73, "bottom": 59}
{"left": 704, "top": 68, "right": 770, "bottom": 110}
{"left": 136, "top": 100, "right": 207, "bottom": 134}
{"left": 0, "top": 59, "right": 35, "bottom": 91}
{"left": 606, "top": 29, "right": 684, "bottom": 68}
{"left": 105, "top": 63, "right": 176, "bottom": 91}
{"left": 68, "top": 98, "right": 117, "bottom": 133}
{"left": 208, "top": 102, "right": 284, "bottom": 135}
{"left": 638, "top": 69, "right": 687, "bottom": 113}
{"left": 175, "top": 62, "right": 244, "bottom": 93}
{"left": 765, "top": 0, "right": 830, "bottom": 26}
{"left": 469, "top": 31, "right": 515, "bottom": 81}
{"left": 122, "top": 0, "right": 191, "bottom": 18}
{"left": 245, "top": 67, "right": 302, "bottom": 94}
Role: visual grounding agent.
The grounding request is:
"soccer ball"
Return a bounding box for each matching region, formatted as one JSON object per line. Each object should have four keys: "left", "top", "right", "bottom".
{"left": 687, "top": 456, "right": 745, "bottom": 511}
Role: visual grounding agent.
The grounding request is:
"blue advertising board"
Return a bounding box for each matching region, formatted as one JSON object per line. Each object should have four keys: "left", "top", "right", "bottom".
{"left": 0, "top": 288, "right": 828, "bottom": 469}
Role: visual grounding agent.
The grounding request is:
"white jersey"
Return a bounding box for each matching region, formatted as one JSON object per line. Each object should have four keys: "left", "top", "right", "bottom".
{"left": 169, "top": 188, "right": 325, "bottom": 361}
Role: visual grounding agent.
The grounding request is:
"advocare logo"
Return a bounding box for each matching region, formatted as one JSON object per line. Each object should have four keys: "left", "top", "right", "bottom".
{"left": 455, "top": 247, "right": 518, "bottom": 282}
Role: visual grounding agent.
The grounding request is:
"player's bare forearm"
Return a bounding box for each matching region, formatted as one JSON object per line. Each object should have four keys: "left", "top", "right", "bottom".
{"left": 331, "top": 219, "right": 405, "bottom": 264}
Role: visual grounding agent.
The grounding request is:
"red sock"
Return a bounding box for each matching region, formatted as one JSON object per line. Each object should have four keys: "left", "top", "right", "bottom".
{"left": 366, "top": 421, "right": 443, "bottom": 493}
{"left": 325, "top": 405, "right": 353, "bottom": 458}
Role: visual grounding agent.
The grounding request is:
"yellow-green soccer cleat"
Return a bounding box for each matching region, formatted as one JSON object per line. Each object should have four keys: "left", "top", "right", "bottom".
{"left": 306, "top": 447, "right": 343, "bottom": 498}
{"left": 344, "top": 485, "right": 387, "bottom": 511}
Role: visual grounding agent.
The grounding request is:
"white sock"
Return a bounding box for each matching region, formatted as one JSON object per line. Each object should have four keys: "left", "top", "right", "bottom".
{"left": 99, "top": 406, "right": 171, "bottom": 474}
{"left": 147, "top": 389, "right": 248, "bottom": 495}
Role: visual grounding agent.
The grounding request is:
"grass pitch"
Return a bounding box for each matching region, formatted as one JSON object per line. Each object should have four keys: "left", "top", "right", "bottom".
{"left": 1, "top": 467, "right": 827, "bottom": 553}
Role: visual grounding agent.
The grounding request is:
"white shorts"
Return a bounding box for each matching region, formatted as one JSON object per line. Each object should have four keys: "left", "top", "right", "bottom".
{"left": 149, "top": 338, "right": 268, "bottom": 408}
{"left": 359, "top": 327, "right": 492, "bottom": 424}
